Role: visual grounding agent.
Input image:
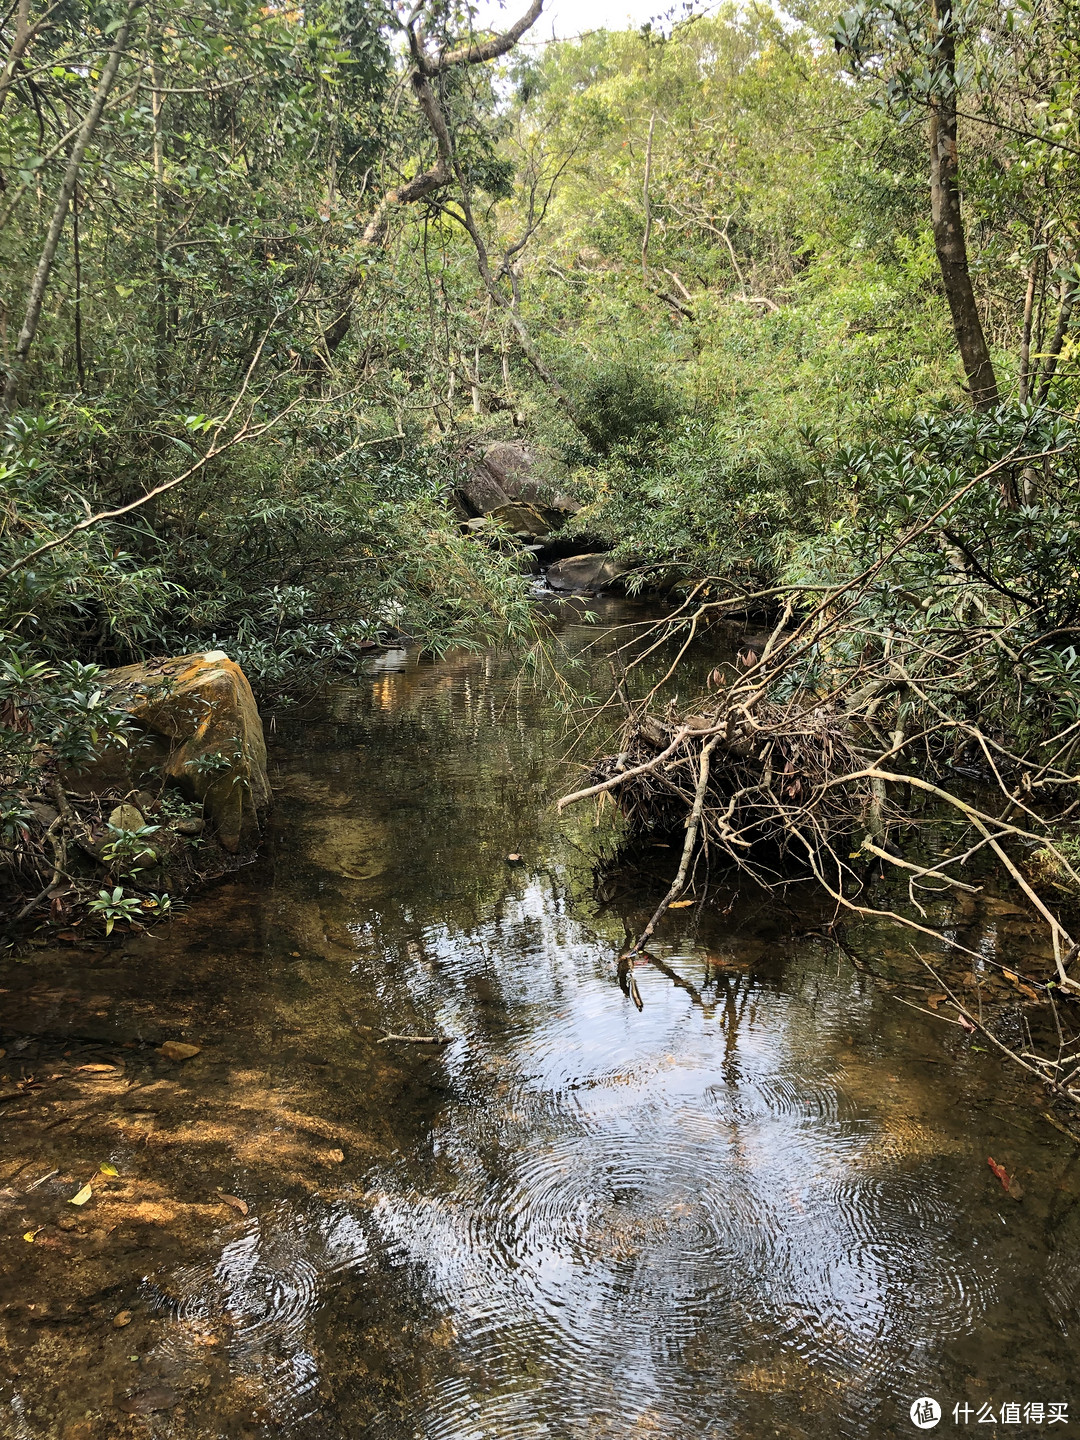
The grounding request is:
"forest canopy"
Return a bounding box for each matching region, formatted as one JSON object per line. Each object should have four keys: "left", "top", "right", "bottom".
{"left": 0, "top": 0, "right": 1075, "bottom": 666}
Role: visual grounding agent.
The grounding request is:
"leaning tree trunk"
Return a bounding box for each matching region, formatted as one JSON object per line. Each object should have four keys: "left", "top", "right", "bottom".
{"left": 929, "top": 0, "right": 999, "bottom": 413}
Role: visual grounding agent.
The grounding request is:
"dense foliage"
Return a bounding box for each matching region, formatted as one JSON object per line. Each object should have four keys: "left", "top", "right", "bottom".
{"left": 0, "top": 0, "right": 1079, "bottom": 922}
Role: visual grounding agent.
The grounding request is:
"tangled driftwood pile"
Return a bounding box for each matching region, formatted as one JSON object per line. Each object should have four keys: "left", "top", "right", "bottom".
{"left": 557, "top": 453, "right": 1080, "bottom": 1103}
{"left": 579, "top": 701, "right": 874, "bottom": 872}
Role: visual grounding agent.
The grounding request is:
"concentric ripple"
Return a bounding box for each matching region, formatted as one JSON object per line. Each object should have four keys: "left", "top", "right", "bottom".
{"left": 149, "top": 1200, "right": 370, "bottom": 1425}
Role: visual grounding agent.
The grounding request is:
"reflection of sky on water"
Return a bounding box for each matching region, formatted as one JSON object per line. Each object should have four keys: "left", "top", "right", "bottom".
{"left": 338, "top": 873, "right": 990, "bottom": 1439}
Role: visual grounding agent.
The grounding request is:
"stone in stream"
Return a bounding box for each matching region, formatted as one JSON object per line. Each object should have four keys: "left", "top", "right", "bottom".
{"left": 157, "top": 1040, "right": 201, "bottom": 1061}
{"left": 545, "top": 553, "right": 633, "bottom": 593}
{"left": 62, "top": 651, "right": 270, "bottom": 854}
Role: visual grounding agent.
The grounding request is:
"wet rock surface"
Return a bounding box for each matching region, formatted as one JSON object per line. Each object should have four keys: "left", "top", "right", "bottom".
{"left": 545, "top": 551, "right": 632, "bottom": 593}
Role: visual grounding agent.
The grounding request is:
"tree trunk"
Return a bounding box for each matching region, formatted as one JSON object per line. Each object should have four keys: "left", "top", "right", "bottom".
{"left": 929, "top": 0, "right": 998, "bottom": 412}
{"left": 641, "top": 111, "right": 655, "bottom": 281}
{"left": 320, "top": 0, "right": 543, "bottom": 358}
{"left": 1037, "top": 269, "right": 1077, "bottom": 403}
{"left": 0, "top": 0, "right": 42, "bottom": 120}
{"left": 1018, "top": 244, "right": 1040, "bottom": 404}
{"left": 2, "top": 0, "right": 141, "bottom": 411}
{"left": 151, "top": 47, "right": 169, "bottom": 384}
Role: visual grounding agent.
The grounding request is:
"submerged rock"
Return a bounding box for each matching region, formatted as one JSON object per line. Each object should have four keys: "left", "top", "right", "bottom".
{"left": 65, "top": 651, "right": 270, "bottom": 854}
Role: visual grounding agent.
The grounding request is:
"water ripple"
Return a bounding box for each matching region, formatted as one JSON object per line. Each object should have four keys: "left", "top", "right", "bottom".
{"left": 149, "top": 1199, "right": 370, "bottom": 1425}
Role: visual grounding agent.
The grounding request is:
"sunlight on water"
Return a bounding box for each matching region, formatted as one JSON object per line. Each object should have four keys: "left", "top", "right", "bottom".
{"left": 1, "top": 600, "right": 1077, "bottom": 1439}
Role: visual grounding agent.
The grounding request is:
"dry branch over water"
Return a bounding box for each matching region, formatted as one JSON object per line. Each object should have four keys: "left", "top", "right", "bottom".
{"left": 559, "top": 453, "right": 1080, "bottom": 1103}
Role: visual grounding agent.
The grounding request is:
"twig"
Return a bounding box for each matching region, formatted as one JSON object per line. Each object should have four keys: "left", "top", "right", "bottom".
{"left": 377, "top": 1033, "right": 452, "bottom": 1045}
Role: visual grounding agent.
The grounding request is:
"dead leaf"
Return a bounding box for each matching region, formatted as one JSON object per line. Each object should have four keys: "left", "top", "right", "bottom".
{"left": 69, "top": 1183, "right": 93, "bottom": 1206}
{"left": 98, "top": 1162, "right": 119, "bottom": 1177}
{"left": 113, "top": 1310, "right": 132, "bottom": 1328}
{"left": 1003, "top": 969, "right": 1019, "bottom": 984}
{"left": 956, "top": 1012, "right": 977, "bottom": 1032}
{"left": 77, "top": 1063, "right": 116, "bottom": 1073}
{"left": 157, "top": 1041, "right": 201, "bottom": 1062}
{"left": 1018, "top": 982, "right": 1041, "bottom": 1002}
{"left": 988, "top": 1155, "right": 1025, "bottom": 1200}
{"left": 117, "top": 1386, "right": 180, "bottom": 1414}
{"left": 987, "top": 1155, "right": 1010, "bottom": 1188}
{"left": 290, "top": 951, "right": 300, "bottom": 957}
{"left": 668, "top": 900, "right": 694, "bottom": 909}
{"left": 926, "top": 993, "right": 948, "bottom": 1010}
{"left": 218, "top": 1193, "right": 248, "bottom": 1216}
{"left": 326, "top": 1148, "right": 344, "bottom": 1163}
{"left": 506, "top": 853, "right": 523, "bottom": 864}
{"left": 23, "top": 1227, "right": 43, "bottom": 1242}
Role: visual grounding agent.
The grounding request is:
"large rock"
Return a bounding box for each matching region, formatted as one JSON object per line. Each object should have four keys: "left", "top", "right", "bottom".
{"left": 487, "top": 500, "right": 557, "bottom": 538}
{"left": 480, "top": 441, "right": 535, "bottom": 499}
{"left": 546, "top": 553, "right": 632, "bottom": 593}
{"left": 458, "top": 442, "right": 580, "bottom": 520}
{"left": 65, "top": 652, "right": 270, "bottom": 854}
{"left": 458, "top": 462, "right": 511, "bottom": 517}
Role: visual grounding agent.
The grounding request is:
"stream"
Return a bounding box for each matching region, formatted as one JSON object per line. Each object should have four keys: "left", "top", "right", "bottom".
{"left": 1, "top": 598, "right": 1078, "bottom": 1440}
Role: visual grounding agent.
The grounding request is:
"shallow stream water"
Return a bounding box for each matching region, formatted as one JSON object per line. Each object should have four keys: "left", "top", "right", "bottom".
{"left": 1, "top": 600, "right": 1079, "bottom": 1440}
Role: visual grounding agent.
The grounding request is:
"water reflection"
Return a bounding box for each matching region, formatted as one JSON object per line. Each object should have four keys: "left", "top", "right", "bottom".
{"left": 1, "top": 601, "right": 1077, "bottom": 1439}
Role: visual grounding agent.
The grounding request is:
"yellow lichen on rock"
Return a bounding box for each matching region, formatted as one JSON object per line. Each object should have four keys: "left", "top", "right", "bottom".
{"left": 68, "top": 651, "right": 270, "bottom": 853}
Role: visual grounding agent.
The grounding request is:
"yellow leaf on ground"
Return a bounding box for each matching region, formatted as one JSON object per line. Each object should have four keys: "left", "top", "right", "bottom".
{"left": 98, "top": 1162, "right": 119, "bottom": 1177}
{"left": 157, "top": 1041, "right": 201, "bottom": 1062}
{"left": 69, "top": 1183, "right": 93, "bottom": 1206}
{"left": 668, "top": 900, "right": 694, "bottom": 908}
